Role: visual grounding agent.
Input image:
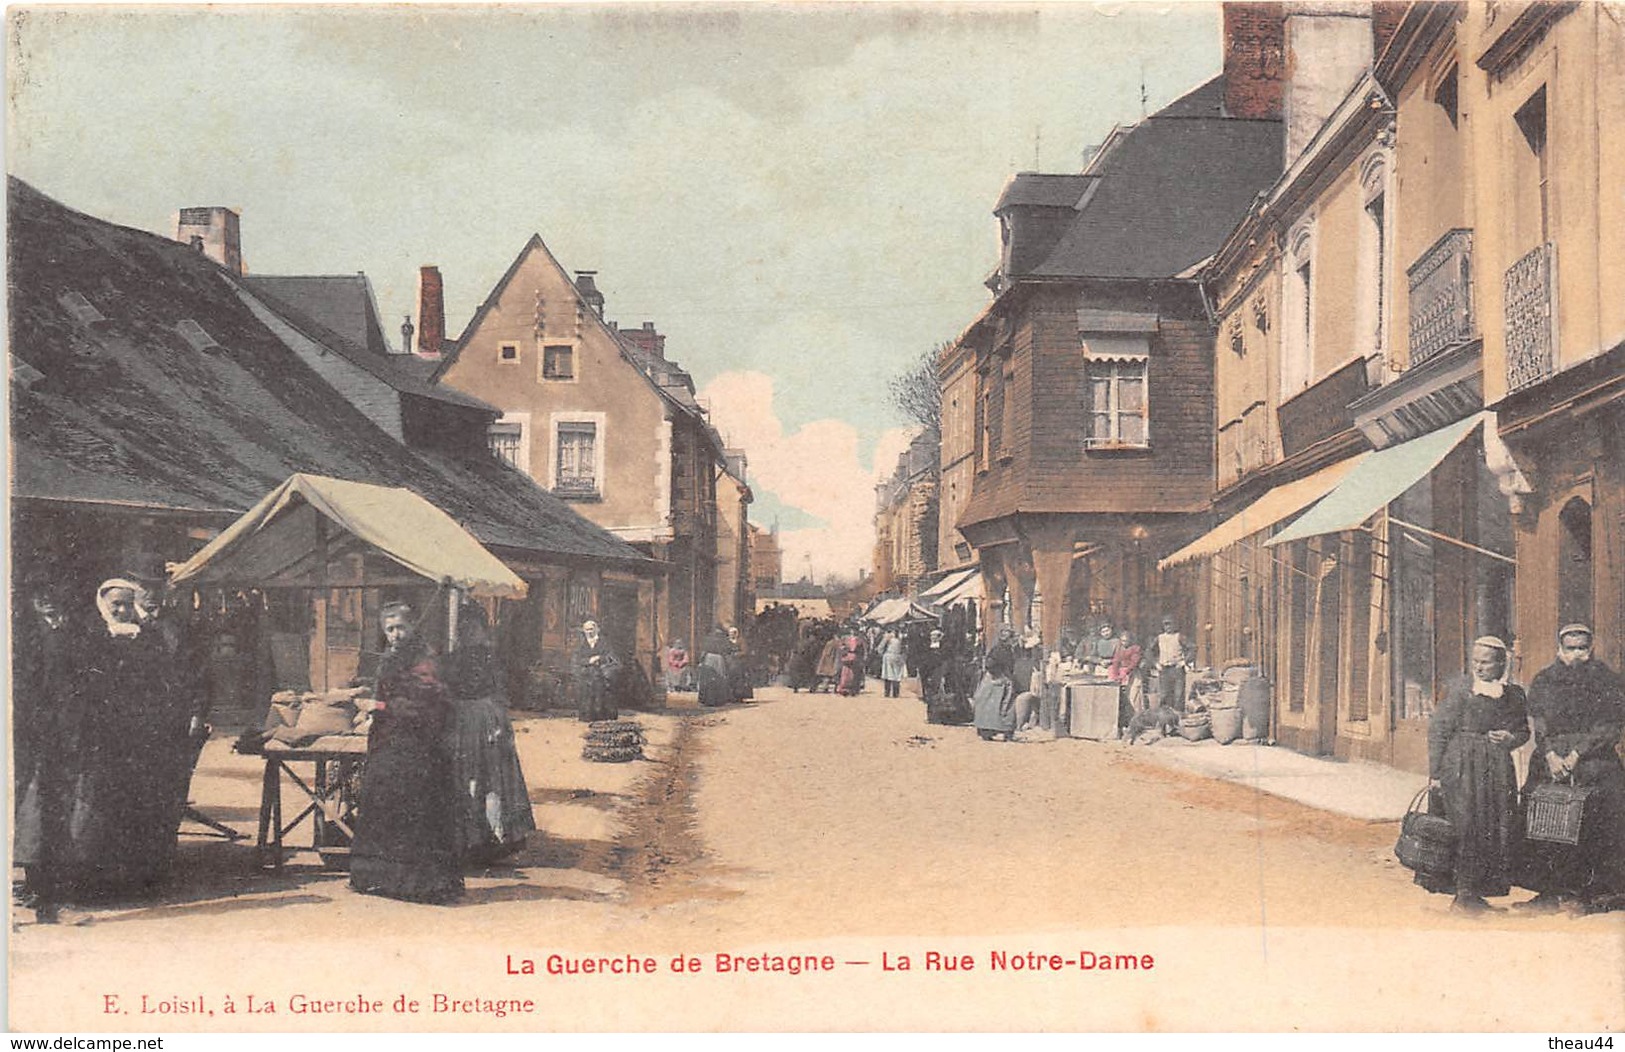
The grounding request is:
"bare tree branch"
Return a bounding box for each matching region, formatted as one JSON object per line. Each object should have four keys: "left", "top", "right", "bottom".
{"left": 887, "top": 340, "right": 947, "bottom": 433}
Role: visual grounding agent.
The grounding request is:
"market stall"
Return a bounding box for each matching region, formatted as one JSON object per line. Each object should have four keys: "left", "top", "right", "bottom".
{"left": 169, "top": 473, "right": 527, "bottom": 868}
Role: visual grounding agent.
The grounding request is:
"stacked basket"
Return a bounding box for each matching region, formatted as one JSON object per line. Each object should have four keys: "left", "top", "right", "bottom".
{"left": 582, "top": 719, "right": 646, "bottom": 763}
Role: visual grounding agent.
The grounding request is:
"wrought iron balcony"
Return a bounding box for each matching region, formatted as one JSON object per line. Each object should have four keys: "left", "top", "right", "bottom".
{"left": 1406, "top": 228, "right": 1475, "bottom": 368}
{"left": 1505, "top": 242, "right": 1557, "bottom": 393}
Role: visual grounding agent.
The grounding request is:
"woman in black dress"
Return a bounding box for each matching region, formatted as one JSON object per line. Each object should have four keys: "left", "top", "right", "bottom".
{"left": 1425, "top": 636, "right": 1529, "bottom": 914}
{"left": 61, "top": 578, "right": 195, "bottom": 902}
{"left": 350, "top": 602, "right": 463, "bottom": 903}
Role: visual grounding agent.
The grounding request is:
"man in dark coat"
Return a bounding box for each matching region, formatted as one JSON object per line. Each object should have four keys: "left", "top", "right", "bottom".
{"left": 1516, "top": 624, "right": 1625, "bottom": 914}
{"left": 571, "top": 620, "right": 622, "bottom": 722}
{"left": 13, "top": 582, "right": 79, "bottom": 922}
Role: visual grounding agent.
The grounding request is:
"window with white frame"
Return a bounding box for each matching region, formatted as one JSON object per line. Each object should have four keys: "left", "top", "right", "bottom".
{"left": 487, "top": 413, "right": 530, "bottom": 473}
{"left": 1083, "top": 348, "right": 1148, "bottom": 449}
{"left": 1282, "top": 220, "right": 1316, "bottom": 395}
{"left": 551, "top": 415, "right": 603, "bottom": 497}
{"left": 498, "top": 341, "right": 520, "bottom": 365}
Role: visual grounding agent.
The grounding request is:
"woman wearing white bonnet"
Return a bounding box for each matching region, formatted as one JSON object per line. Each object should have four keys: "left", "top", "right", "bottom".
{"left": 1422, "top": 635, "right": 1530, "bottom": 914}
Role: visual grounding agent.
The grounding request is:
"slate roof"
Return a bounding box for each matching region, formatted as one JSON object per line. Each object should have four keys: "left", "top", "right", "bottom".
{"left": 1028, "top": 76, "right": 1282, "bottom": 280}
{"left": 237, "top": 277, "right": 497, "bottom": 414}
{"left": 7, "top": 177, "right": 650, "bottom": 567}
{"left": 241, "top": 274, "right": 391, "bottom": 357}
{"left": 995, "top": 173, "right": 1097, "bottom": 212}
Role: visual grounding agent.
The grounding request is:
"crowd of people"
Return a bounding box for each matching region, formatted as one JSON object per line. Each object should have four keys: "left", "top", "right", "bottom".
{"left": 10, "top": 573, "right": 543, "bottom": 918}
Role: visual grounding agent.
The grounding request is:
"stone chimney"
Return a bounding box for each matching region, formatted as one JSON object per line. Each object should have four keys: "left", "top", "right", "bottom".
{"left": 574, "top": 271, "right": 605, "bottom": 318}
{"left": 415, "top": 266, "right": 444, "bottom": 359}
{"left": 1222, "top": 2, "right": 1286, "bottom": 120}
{"left": 1282, "top": 3, "right": 1375, "bottom": 164}
{"left": 174, "top": 206, "right": 244, "bottom": 275}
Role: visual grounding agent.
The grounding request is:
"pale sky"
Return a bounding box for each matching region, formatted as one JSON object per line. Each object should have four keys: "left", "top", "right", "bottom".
{"left": 6, "top": 3, "right": 1221, "bottom": 579}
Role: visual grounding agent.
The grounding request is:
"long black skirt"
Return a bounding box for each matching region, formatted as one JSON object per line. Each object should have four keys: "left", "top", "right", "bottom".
{"left": 351, "top": 730, "right": 463, "bottom": 903}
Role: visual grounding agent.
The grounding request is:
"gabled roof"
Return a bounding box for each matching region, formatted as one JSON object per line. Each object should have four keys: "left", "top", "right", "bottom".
{"left": 7, "top": 177, "right": 649, "bottom": 567}
{"left": 1028, "top": 76, "right": 1283, "bottom": 280}
{"left": 437, "top": 233, "right": 721, "bottom": 451}
{"left": 241, "top": 274, "right": 391, "bottom": 357}
{"left": 237, "top": 276, "right": 497, "bottom": 414}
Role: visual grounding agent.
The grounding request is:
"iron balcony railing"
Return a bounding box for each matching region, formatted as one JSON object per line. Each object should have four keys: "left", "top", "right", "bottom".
{"left": 1504, "top": 242, "right": 1557, "bottom": 393}
{"left": 1406, "top": 228, "right": 1475, "bottom": 368}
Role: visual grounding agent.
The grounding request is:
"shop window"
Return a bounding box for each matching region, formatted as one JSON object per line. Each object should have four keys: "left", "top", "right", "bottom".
{"left": 1558, "top": 497, "right": 1593, "bottom": 630}
{"left": 1286, "top": 541, "right": 1310, "bottom": 713}
{"left": 1393, "top": 479, "right": 1437, "bottom": 721}
{"left": 1344, "top": 533, "right": 1373, "bottom": 722}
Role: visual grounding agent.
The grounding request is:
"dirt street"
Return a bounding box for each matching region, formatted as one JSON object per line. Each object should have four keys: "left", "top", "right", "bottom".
{"left": 9, "top": 683, "right": 1623, "bottom": 1032}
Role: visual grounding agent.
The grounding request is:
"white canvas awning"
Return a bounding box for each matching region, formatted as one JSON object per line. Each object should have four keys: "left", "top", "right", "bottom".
{"left": 170, "top": 473, "right": 528, "bottom": 599}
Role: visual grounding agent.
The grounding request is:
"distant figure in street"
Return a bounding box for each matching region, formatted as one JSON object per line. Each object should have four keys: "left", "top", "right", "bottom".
{"left": 972, "top": 664, "right": 1018, "bottom": 742}
{"left": 1110, "top": 630, "right": 1145, "bottom": 733}
{"left": 837, "top": 627, "right": 865, "bottom": 696}
{"left": 572, "top": 620, "right": 622, "bottom": 721}
{"left": 1515, "top": 624, "right": 1625, "bottom": 915}
{"left": 726, "top": 625, "right": 754, "bottom": 702}
{"left": 815, "top": 632, "right": 842, "bottom": 693}
{"left": 984, "top": 624, "right": 1017, "bottom": 680}
{"left": 1423, "top": 637, "right": 1529, "bottom": 914}
{"left": 880, "top": 630, "right": 907, "bottom": 698}
{"left": 1153, "top": 617, "right": 1192, "bottom": 712}
{"left": 698, "top": 624, "right": 734, "bottom": 707}
{"left": 664, "top": 639, "right": 690, "bottom": 693}
{"left": 350, "top": 602, "right": 463, "bottom": 903}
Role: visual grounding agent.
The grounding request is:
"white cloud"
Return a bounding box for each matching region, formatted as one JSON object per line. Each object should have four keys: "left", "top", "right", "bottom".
{"left": 702, "top": 370, "right": 916, "bottom": 582}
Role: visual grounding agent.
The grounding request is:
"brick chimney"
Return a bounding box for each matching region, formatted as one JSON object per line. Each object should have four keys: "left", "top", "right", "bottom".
{"left": 174, "top": 206, "right": 244, "bottom": 275}
{"left": 621, "top": 320, "right": 667, "bottom": 360}
{"left": 415, "top": 266, "right": 444, "bottom": 359}
{"left": 1222, "top": 3, "right": 1286, "bottom": 120}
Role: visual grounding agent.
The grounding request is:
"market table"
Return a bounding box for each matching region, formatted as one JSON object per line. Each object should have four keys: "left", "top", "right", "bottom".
{"left": 255, "top": 736, "right": 368, "bottom": 870}
{"left": 1064, "top": 679, "right": 1121, "bottom": 740}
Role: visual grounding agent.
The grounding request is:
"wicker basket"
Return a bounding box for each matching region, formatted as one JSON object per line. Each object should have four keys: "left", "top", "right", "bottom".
{"left": 1525, "top": 781, "right": 1593, "bottom": 845}
{"left": 1178, "top": 713, "right": 1212, "bottom": 742}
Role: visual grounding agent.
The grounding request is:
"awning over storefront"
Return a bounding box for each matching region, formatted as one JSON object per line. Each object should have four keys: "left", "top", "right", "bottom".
{"left": 1159, "top": 453, "right": 1371, "bottom": 570}
{"left": 170, "top": 473, "right": 528, "bottom": 598}
{"left": 933, "top": 568, "right": 986, "bottom": 608}
{"left": 863, "top": 597, "right": 937, "bottom": 625}
{"left": 1265, "top": 414, "right": 1483, "bottom": 548}
{"left": 919, "top": 566, "right": 979, "bottom": 601}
